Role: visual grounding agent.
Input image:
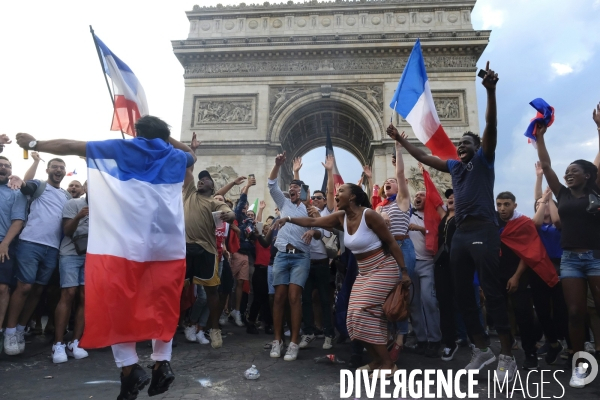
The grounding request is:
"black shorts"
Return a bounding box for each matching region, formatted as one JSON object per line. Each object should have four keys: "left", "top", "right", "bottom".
{"left": 218, "top": 258, "right": 234, "bottom": 294}
{"left": 0, "top": 248, "right": 16, "bottom": 286}
{"left": 186, "top": 243, "right": 219, "bottom": 286}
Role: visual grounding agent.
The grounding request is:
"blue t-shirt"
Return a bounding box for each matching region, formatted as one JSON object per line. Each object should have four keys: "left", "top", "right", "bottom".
{"left": 446, "top": 148, "right": 497, "bottom": 226}
{"left": 0, "top": 185, "right": 27, "bottom": 242}
{"left": 537, "top": 223, "right": 562, "bottom": 259}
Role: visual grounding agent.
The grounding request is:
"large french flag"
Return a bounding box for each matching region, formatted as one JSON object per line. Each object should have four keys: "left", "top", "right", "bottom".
{"left": 79, "top": 138, "right": 187, "bottom": 348}
{"left": 94, "top": 35, "right": 149, "bottom": 137}
{"left": 321, "top": 125, "right": 344, "bottom": 194}
{"left": 390, "top": 39, "right": 457, "bottom": 160}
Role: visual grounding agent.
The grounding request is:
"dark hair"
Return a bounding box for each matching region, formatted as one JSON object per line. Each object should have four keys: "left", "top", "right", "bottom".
{"left": 462, "top": 131, "right": 481, "bottom": 147}
{"left": 47, "top": 158, "right": 65, "bottom": 168}
{"left": 290, "top": 179, "right": 305, "bottom": 187}
{"left": 0, "top": 156, "right": 11, "bottom": 166}
{"left": 134, "top": 115, "right": 171, "bottom": 142}
{"left": 347, "top": 183, "right": 372, "bottom": 208}
{"left": 570, "top": 159, "right": 599, "bottom": 193}
{"left": 266, "top": 215, "right": 275, "bottom": 221}
{"left": 313, "top": 190, "right": 326, "bottom": 199}
{"left": 496, "top": 191, "right": 516, "bottom": 202}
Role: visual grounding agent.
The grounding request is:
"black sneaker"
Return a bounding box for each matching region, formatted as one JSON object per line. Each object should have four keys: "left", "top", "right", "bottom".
{"left": 537, "top": 342, "right": 551, "bottom": 356}
{"left": 147, "top": 361, "right": 175, "bottom": 397}
{"left": 414, "top": 341, "right": 427, "bottom": 355}
{"left": 117, "top": 364, "right": 151, "bottom": 400}
{"left": 425, "top": 341, "right": 441, "bottom": 358}
{"left": 545, "top": 342, "right": 564, "bottom": 365}
{"left": 522, "top": 353, "right": 538, "bottom": 370}
{"left": 264, "top": 325, "right": 274, "bottom": 335}
{"left": 246, "top": 324, "right": 259, "bottom": 335}
{"left": 441, "top": 343, "right": 459, "bottom": 361}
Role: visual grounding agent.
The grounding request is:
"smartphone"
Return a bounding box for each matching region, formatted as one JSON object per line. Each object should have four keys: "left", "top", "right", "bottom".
{"left": 300, "top": 184, "right": 309, "bottom": 202}
{"left": 478, "top": 69, "right": 499, "bottom": 82}
{"left": 248, "top": 173, "right": 256, "bottom": 185}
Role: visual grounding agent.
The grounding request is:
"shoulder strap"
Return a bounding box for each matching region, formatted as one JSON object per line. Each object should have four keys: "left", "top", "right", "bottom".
{"left": 31, "top": 180, "right": 46, "bottom": 201}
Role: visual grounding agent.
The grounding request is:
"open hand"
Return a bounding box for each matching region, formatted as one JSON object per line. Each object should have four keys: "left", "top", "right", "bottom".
{"left": 481, "top": 61, "right": 499, "bottom": 90}
{"left": 293, "top": 157, "right": 303, "bottom": 173}
{"left": 321, "top": 154, "right": 334, "bottom": 171}
{"left": 593, "top": 103, "right": 600, "bottom": 128}
{"left": 259, "top": 200, "right": 266, "bottom": 210}
{"left": 8, "top": 175, "right": 23, "bottom": 190}
{"left": 534, "top": 161, "right": 543, "bottom": 177}
{"left": 362, "top": 165, "right": 372, "bottom": 179}
{"left": 542, "top": 186, "right": 552, "bottom": 202}
{"left": 190, "top": 132, "right": 201, "bottom": 152}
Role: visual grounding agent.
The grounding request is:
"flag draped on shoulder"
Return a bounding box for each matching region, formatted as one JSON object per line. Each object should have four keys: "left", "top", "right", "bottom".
{"left": 80, "top": 138, "right": 187, "bottom": 348}
{"left": 390, "top": 39, "right": 457, "bottom": 160}
{"left": 321, "top": 125, "right": 344, "bottom": 194}
{"left": 94, "top": 35, "right": 149, "bottom": 136}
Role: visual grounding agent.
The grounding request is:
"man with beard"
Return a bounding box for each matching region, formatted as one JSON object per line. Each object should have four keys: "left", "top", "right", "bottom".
{"left": 67, "top": 180, "right": 85, "bottom": 199}
{"left": 4, "top": 157, "right": 71, "bottom": 356}
{"left": 0, "top": 155, "right": 27, "bottom": 354}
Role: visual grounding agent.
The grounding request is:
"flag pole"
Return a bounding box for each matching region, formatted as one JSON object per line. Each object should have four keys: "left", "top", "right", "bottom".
{"left": 89, "top": 25, "right": 126, "bottom": 140}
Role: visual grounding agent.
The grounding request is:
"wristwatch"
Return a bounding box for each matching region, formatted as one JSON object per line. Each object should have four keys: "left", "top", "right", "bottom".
{"left": 287, "top": 216, "right": 292, "bottom": 222}
{"left": 28, "top": 140, "right": 37, "bottom": 150}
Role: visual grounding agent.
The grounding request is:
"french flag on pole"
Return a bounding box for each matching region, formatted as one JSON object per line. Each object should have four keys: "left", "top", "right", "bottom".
{"left": 390, "top": 39, "right": 457, "bottom": 160}
{"left": 321, "top": 125, "right": 344, "bottom": 194}
{"left": 80, "top": 138, "right": 188, "bottom": 348}
{"left": 94, "top": 35, "right": 149, "bottom": 136}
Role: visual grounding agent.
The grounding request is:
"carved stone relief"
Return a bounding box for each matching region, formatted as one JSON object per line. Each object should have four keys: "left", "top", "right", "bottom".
{"left": 269, "top": 87, "right": 305, "bottom": 119}
{"left": 407, "top": 167, "right": 452, "bottom": 197}
{"left": 184, "top": 55, "right": 477, "bottom": 76}
{"left": 193, "top": 95, "right": 257, "bottom": 128}
{"left": 434, "top": 97, "right": 460, "bottom": 120}
{"left": 347, "top": 86, "right": 383, "bottom": 116}
{"left": 205, "top": 165, "right": 242, "bottom": 202}
{"left": 396, "top": 91, "right": 466, "bottom": 125}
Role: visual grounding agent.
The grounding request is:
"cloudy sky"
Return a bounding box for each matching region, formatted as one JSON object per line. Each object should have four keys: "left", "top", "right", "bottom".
{"left": 1, "top": 0, "right": 599, "bottom": 216}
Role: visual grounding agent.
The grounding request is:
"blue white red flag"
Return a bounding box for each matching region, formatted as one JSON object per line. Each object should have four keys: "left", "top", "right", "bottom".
{"left": 80, "top": 138, "right": 188, "bottom": 348}
{"left": 94, "top": 35, "right": 149, "bottom": 136}
{"left": 66, "top": 168, "right": 77, "bottom": 176}
{"left": 524, "top": 98, "right": 554, "bottom": 148}
{"left": 390, "top": 39, "right": 457, "bottom": 160}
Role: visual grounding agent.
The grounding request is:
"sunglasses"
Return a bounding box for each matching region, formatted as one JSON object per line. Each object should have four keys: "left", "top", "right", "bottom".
{"left": 311, "top": 196, "right": 324, "bottom": 200}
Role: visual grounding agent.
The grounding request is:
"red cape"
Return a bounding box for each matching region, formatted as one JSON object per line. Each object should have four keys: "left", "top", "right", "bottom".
{"left": 500, "top": 215, "right": 559, "bottom": 287}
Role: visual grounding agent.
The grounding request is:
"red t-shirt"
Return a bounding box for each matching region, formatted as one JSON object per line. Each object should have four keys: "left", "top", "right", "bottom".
{"left": 255, "top": 241, "right": 271, "bottom": 267}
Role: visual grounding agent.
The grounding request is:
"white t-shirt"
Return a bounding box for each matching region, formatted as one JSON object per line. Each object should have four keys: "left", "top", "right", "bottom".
{"left": 408, "top": 211, "right": 433, "bottom": 261}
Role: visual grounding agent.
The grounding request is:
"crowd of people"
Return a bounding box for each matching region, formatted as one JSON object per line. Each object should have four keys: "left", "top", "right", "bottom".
{"left": 0, "top": 65, "right": 599, "bottom": 399}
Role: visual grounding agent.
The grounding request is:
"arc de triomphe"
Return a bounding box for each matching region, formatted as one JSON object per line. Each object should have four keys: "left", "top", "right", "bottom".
{"left": 172, "top": 0, "right": 489, "bottom": 209}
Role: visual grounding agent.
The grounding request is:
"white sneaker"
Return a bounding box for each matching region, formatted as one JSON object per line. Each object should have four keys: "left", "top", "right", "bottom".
{"left": 465, "top": 346, "right": 496, "bottom": 370}
{"left": 495, "top": 354, "right": 517, "bottom": 383}
{"left": 17, "top": 330, "right": 25, "bottom": 353}
{"left": 270, "top": 340, "right": 283, "bottom": 358}
{"left": 184, "top": 326, "right": 197, "bottom": 342}
{"left": 231, "top": 310, "right": 244, "bottom": 327}
{"left": 284, "top": 329, "right": 291, "bottom": 337}
{"left": 3, "top": 332, "right": 20, "bottom": 356}
{"left": 196, "top": 330, "right": 210, "bottom": 345}
{"left": 66, "top": 340, "right": 88, "bottom": 359}
{"left": 569, "top": 366, "right": 587, "bottom": 388}
{"left": 209, "top": 329, "right": 223, "bottom": 349}
{"left": 284, "top": 342, "right": 299, "bottom": 361}
{"left": 52, "top": 343, "right": 68, "bottom": 364}
{"left": 323, "top": 337, "right": 333, "bottom": 350}
{"left": 219, "top": 312, "right": 228, "bottom": 326}
{"left": 299, "top": 334, "right": 315, "bottom": 349}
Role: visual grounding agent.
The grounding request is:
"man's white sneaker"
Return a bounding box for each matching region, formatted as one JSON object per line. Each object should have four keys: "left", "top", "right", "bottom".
{"left": 3, "top": 332, "right": 20, "bottom": 356}
{"left": 196, "top": 330, "right": 210, "bottom": 345}
{"left": 52, "top": 343, "right": 68, "bottom": 364}
{"left": 464, "top": 346, "right": 496, "bottom": 370}
{"left": 184, "top": 326, "right": 197, "bottom": 342}
{"left": 17, "top": 330, "right": 25, "bottom": 353}
{"left": 284, "top": 342, "right": 299, "bottom": 361}
{"left": 231, "top": 310, "right": 244, "bottom": 327}
{"left": 495, "top": 354, "right": 517, "bottom": 383}
{"left": 270, "top": 340, "right": 283, "bottom": 358}
{"left": 209, "top": 329, "right": 223, "bottom": 349}
{"left": 299, "top": 334, "right": 315, "bottom": 349}
{"left": 66, "top": 340, "right": 88, "bottom": 359}
{"left": 323, "top": 337, "right": 333, "bottom": 350}
{"left": 219, "top": 312, "right": 229, "bottom": 326}
{"left": 569, "top": 366, "right": 587, "bottom": 388}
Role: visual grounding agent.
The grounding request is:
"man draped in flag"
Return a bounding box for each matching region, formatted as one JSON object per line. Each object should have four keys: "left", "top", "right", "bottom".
{"left": 94, "top": 34, "right": 149, "bottom": 136}
{"left": 15, "top": 116, "right": 198, "bottom": 400}
{"left": 387, "top": 60, "right": 519, "bottom": 382}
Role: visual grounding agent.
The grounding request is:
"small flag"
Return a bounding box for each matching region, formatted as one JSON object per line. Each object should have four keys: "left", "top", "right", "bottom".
{"left": 94, "top": 35, "right": 149, "bottom": 136}
{"left": 248, "top": 198, "right": 259, "bottom": 213}
{"left": 389, "top": 39, "right": 457, "bottom": 160}
{"left": 321, "top": 125, "right": 344, "bottom": 194}
{"left": 524, "top": 98, "right": 554, "bottom": 148}
{"left": 66, "top": 169, "right": 77, "bottom": 176}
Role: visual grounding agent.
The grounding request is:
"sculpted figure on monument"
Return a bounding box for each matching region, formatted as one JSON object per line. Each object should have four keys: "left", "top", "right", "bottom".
{"left": 349, "top": 86, "right": 383, "bottom": 115}
{"left": 270, "top": 87, "right": 303, "bottom": 117}
{"left": 206, "top": 165, "right": 242, "bottom": 201}
{"left": 434, "top": 97, "right": 460, "bottom": 120}
{"left": 196, "top": 100, "right": 253, "bottom": 124}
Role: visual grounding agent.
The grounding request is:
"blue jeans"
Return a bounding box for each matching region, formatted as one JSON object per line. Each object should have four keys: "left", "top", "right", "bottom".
{"left": 272, "top": 251, "right": 310, "bottom": 288}
{"left": 560, "top": 250, "right": 600, "bottom": 279}
{"left": 395, "top": 238, "right": 416, "bottom": 335}
{"left": 59, "top": 255, "right": 86, "bottom": 288}
{"left": 16, "top": 240, "right": 59, "bottom": 285}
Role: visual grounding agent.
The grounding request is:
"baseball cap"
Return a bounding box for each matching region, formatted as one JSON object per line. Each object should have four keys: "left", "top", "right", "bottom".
{"left": 198, "top": 170, "right": 214, "bottom": 185}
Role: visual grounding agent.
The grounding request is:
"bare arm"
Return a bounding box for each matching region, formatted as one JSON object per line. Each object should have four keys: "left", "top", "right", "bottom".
{"left": 257, "top": 201, "right": 266, "bottom": 222}
{"left": 292, "top": 157, "right": 302, "bottom": 180}
{"left": 215, "top": 176, "right": 247, "bottom": 197}
{"left": 480, "top": 61, "right": 499, "bottom": 161}
{"left": 322, "top": 155, "right": 336, "bottom": 212}
{"left": 24, "top": 152, "right": 42, "bottom": 181}
{"left": 535, "top": 125, "right": 562, "bottom": 197}
{"left": 0, "top": 220, "right": 24, "bottom": 262}
{"left": 386, "top": 124, "right": 449, "bottom": 172}
{"left": 169, "top": 133, "right": 197, "bottom": 164}
{"left": 534, "top": 161, "right": 544, "bottom": 201}
{"left": 62, "top": 207, "right": 89, "bottom": 237}
{"left": 274, "top": 211, "right": 344, "bottom": 232}
{"left": 394, "top": 140, "right": 411, "bottom": 212}
{"left": 361, "top": 165, "right": 373, "bottom": 199}
{"left": 532, "top": 189, "right": 550, "bottom": 228}
{"left": 364, "top": 209, "right": 408, "bottom": 273}
{"left": 16, "top": 133, "right": 87, "bottom": 157}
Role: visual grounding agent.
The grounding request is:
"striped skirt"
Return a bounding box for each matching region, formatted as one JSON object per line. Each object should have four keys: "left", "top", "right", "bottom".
{"left": 347, "top": 250, "right": 400, "bottom": 345}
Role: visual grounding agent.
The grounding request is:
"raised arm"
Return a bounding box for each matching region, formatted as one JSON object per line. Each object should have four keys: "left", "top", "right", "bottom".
{"left": 16, "top": 133, "right": 86, "bottom": 157}
{"left": 535, "top": 124, "right": 562, "bottom": 197}
{"left": 532, "top": 188, "right": 551, "bottom": 228}
{"left": 386, "top": 124, "right": 449, "bottom": 172}
{"left": 481, "top": 61, "right": 499, "bottom": 161}
{"left": 292, "top": 157, "right": 302, "bottom": 180}
{"left": 256, "top": 200, "right": 266, "bottom": 222}
{"left": 23, "top": 152, "right": 43, "bottom": 181}
{"left": 395, "top": 137, "right": 411, "bottom": 212}
{"left": 322, "top": 155, "right": 336, "bottom": 212}
{"left": 593, "top": 103, "right": 600, "bottom": 187}
{"left": 182, "top": 132, "right": 200, "bottom": 187}
{"left": 215, "top": 176, "right": 247, "bottom": 197}
{"left": 534, "top": 161, "right": 544, "bottom": 201}
{"left": 364, "top": 209, "right": 408, "bottom": 276}
{"left": 268, "top": 152, "right": 288, "bottom": 209}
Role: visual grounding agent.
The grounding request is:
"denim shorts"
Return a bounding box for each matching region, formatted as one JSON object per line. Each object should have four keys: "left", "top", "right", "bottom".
{"left": 0, "top": 244, "right": 16, "bottom": 285}
{"left": 272, "top": 251, "right": 310, "bottom": 288}
{"left": 59, "top": 255, "right": 86, "bottom": 288}
{"left": 560, "top": 250, "right": 600, "bottom": 279}
{"left": 267, "top": 265, "right": 275, "bottom": 295}
{"left": 16, "top": 240, "right": 59, "bottom": 285}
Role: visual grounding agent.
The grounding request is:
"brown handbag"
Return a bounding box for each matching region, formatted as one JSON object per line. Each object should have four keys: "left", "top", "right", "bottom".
{"left": 363, "top": 280, "right": 412, "bottom": 322}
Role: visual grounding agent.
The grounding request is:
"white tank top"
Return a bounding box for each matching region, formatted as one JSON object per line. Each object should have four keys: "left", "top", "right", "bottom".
{"left": 343, "top": 209, "right": 382, "bottom": 254}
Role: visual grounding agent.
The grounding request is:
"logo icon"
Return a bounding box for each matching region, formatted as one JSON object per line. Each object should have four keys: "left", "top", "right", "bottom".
{"left": 572, "top": 351, "right": 598, "bottom": 385}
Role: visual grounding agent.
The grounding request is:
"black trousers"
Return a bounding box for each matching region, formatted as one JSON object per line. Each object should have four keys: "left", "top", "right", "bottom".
{"left": 451, "top": 221, "right": 510, "bottom": 337}
{"left": 249, "top": 266, "right": 272, "bottom": 325}
{"left": 503, "top": 269, "right": 538, "bottom": 355}
{"left": 434, "top": 260, "right": 457, "bottom": 349}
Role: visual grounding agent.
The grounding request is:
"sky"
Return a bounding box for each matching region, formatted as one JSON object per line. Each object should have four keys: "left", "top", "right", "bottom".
{"left": 1, "top": 0, "right": 599, "bottom": 216}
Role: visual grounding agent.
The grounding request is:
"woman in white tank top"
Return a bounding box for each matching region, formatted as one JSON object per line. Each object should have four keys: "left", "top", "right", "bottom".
{"left": 275, "top": 183, "right": 410, "bottom": 374}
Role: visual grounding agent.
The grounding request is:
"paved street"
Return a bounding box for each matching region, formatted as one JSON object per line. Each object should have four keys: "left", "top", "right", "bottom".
{"left": 1, "top": 324, "right": 599, "bottom": 400}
